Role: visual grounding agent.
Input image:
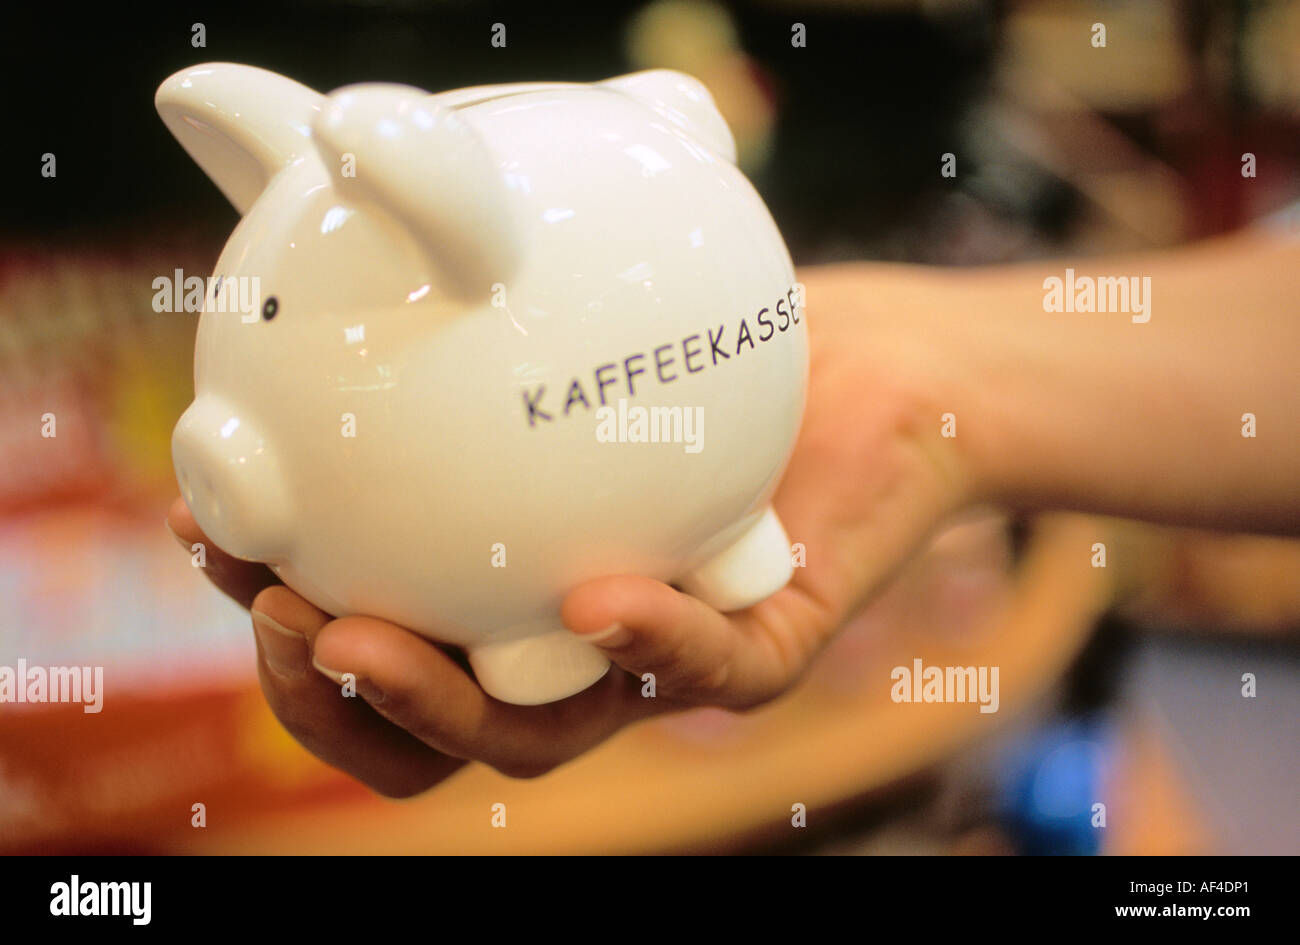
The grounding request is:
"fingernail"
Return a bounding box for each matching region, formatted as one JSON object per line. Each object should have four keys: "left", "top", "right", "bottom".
{"left": 252, "top": 611, "right": 309, "bottom": 680}
{"left": 310, "top": 658, "right": 382, "bottom": 703}
{"left": 574, "top": 622, "right": 631, "bottom": 648}
{"left": 311, "top": 657, "right": 347, "bottom": 685}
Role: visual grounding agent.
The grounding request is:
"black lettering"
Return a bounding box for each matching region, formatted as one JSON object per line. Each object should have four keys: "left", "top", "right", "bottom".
{"left": 624, "top": 353, "right": 647, "bottom": 397}
{"left": 594, "top": 363, "right": 619, "bottom": 406}
{"left": 756, "top": 307, "right": 774, "bottom": 341}
{"left": 788, "top": 287, "right": 801, "bottom": 324}
{"left": 523, "top": 386, "right": 552, "bottom": 426}
{"left": 682, "top": 334, "right": 704, "bottom": 373}
{"left": 776, "top": 299, "right": 790, "bottom": 332}
{"left": 735, "top": 318, "right": 754, "bottom": 353}
{"left": 654, "top": 344, "right": 677, "bottom": 383}
{"left": 563, "top": 379, "right": 590, "bottom": 415}
{"left": 709, "top": 325, "right": 729, "bottom": 364}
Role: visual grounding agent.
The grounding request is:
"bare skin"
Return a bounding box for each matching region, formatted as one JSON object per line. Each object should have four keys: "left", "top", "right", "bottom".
{"left": 166, "top": 228, "right": 1300, "bottom": 796}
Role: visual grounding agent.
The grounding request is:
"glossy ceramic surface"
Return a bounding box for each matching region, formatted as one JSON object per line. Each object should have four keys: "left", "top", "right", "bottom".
{"left": 160, "top": 63, "right": 808, "bottom": 704}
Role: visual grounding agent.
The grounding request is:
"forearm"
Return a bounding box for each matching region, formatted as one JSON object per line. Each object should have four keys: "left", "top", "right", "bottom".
{"left": 941, "top": 232, "right": 1300, "bottom": 533}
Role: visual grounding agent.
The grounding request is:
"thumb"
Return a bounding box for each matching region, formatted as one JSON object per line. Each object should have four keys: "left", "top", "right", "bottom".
{"left": 560, "top": 574, "right": 789, "bottom": 708}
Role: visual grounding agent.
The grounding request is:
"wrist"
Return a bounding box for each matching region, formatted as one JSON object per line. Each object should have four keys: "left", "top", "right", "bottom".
{"left": 849, "top": 261, "right": 1061, "bottom": 516}
{"left": 807, "top": 261, "right": 993, "bottom": 514}
{"left": 933, "top": 265, "right": 1046, "bottom": 512}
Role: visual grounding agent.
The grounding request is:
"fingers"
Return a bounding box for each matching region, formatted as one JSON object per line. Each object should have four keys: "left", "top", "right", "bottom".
{"left": 169, "top": 495, "right": 455, "bottom": 794}
{"left": 166, "top": 496, "right": 280, "bottom": 610}
{"left": 172, "top": 492, "right": 664, "bottom": 783}
{"left": 560, "top": 575, "right": 804, "bottom": 709}
{"left": 249, "top": 585, "right": 465, "bottom": 797}
{"left": 310, "top": 616, "right": 658, "bottom": 779}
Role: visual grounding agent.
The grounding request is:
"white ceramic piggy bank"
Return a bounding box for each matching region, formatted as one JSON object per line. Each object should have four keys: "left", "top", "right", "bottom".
{"left": 159, "top": 63, "right": 807, "bottom": 704}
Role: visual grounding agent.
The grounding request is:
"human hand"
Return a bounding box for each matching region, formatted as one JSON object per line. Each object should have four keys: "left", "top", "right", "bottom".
{"left": 167, "top": 261, "right": 979, "bottom": 793}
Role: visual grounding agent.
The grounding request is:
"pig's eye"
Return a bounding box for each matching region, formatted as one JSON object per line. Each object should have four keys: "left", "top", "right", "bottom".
{"left": 262, "top": 296, "right": 279, "bottom": 321}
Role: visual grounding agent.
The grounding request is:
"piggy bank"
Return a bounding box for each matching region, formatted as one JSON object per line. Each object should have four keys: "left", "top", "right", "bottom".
{"left": 159, "top": 63, "right": 807, "bottom": 705}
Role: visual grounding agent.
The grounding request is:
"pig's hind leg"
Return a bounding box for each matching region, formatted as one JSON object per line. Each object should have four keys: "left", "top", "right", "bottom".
{"left": 467, "top": 626, "right": 611, "bottom": 706}
{"left": 676, "top": 506, "right": 795, "bottom": 613}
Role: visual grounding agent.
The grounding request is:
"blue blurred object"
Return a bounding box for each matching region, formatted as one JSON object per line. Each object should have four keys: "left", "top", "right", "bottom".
{"left": 995, "top": 715, "right": 1117, "bottom": 856}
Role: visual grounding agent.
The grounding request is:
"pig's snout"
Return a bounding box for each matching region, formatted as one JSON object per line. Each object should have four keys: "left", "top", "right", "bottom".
{"left": 172, "top": 396, "right": 293, "bottom": 562}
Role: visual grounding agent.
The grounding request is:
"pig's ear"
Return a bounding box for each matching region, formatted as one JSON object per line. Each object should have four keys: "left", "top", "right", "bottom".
{"left": 600, "top": 70, "right": 736, "bottom": 164}
{"left": 312, "top": 85, "right": 520, "bottom": 301}
{"left": 156, "top": 63, "right": 324, "bottom": 214}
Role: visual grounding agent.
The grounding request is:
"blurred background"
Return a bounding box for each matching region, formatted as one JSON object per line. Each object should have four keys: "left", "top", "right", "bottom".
{"left": 1, "top": 0, "right": 1298, "bottom": 854}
